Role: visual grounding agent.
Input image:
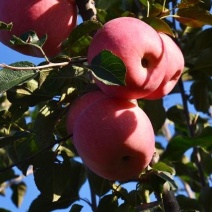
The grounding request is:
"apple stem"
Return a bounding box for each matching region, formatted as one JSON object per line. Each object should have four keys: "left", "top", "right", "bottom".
{"left": 75, "top": 0, "right": 97, "bottom": 21}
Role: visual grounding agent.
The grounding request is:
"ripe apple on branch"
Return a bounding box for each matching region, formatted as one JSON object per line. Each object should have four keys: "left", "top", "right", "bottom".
{"left": 0, "top": 0, "right": 77, "bottom": 57}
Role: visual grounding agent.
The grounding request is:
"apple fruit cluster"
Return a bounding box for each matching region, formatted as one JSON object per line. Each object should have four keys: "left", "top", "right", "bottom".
{"left": 0, "top": 0, "right": 77, "bottom": 57}
{"left": 88, "top": 17, "right": 184, "bottom": 100}
{"left": 66, "top": 17, "right": 184, "bottom": 181}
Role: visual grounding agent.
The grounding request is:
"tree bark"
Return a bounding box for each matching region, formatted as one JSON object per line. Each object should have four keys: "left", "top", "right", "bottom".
{"left": 75, "top": 0, "right": 97, "bottom": 21}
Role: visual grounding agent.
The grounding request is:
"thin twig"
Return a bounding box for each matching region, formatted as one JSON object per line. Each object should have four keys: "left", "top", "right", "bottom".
{"left": 0, "top": 57, "right": 87, "bottom": 71}
{"left": 178, "top": 78, "right": 207, "bottom": 187}
{"left": 76, "top": 0, "right": 97, "bottom": 21}
{"left": 0, "top": 61, "right": 69, "bottom": 71}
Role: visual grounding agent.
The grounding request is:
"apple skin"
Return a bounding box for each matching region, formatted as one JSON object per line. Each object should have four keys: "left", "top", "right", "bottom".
{"left": 87, "top": 17, "right": 166, "bottom": 99}
{"left": 144, "top": 33, "right": 184, "bottom": 100}
{"left": 0, "top": 0, "right": 77, "bottom": 57}
{"left": 66, "top": 90, "right": 138, "bottom": 135}
{"left": 66, "top": 90, "right": 108, "bottom": 136}
{"left": 72, "top": 97, "right": 155, "bottom": 181}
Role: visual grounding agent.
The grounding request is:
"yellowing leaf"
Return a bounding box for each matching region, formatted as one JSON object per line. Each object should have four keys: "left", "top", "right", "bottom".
{"left": 176, "top": 6, "right": 212, "bottom": 27}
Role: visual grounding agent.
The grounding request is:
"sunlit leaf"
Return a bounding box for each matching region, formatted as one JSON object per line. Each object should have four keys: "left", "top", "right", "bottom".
{"left": 0, "top": 62, "right": 37, "bottom": 94}
{"left": 0, "top": 21, "right": 13, "bottom": 31}
{"left": 142, "top": 17, "right": 175, "bottom": 37}
{"left": 11, "top": 182, "right": 27, "bottom": 208}
{"left": 32, "top": 101, "right": 60, "bottom": 149}
{"left": 152, "top": 162, "right": 175, "bottom": 175}
{"left": 62, "top": 20, "right": 102, "bottom": 56}
{"left": 177, "top": 0, "right": 202, "bottom": 9}
{"left": 11, "top": 31, "right": 47, "bottom": 48}
{"left": 176, "top": 6, "right": 212, "bottom": 28}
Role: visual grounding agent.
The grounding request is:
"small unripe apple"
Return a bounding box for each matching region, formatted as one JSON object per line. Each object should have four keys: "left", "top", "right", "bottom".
{"left": 66, "top": 90, "right": 108, "bottom": 136}
{"left": 144, "top": 33, "right": 184, "bottom": 100}
{"left": 0, "top": 0, "right": 77, "bottom": 57}
{"left": 87, "top": 17, "right": 166, "bottom": 99}
{"left": 72, "top": 97, "right": 155, "bottom": 181}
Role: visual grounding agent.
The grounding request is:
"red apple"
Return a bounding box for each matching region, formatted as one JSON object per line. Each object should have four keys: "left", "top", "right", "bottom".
{"left": 66, "top": 90, "right": 108, "bottom": 136}
{"left": 72, "top": 97, "right": 155, "bottom": 181}
{"left": 144, "top": 33, "right": 184, "bottom": 100}
{"left": 87, "top": 17, "right": 166, "bottom": 99}
{"left": 0, "top": 0, "right": 77, "bottom": 57}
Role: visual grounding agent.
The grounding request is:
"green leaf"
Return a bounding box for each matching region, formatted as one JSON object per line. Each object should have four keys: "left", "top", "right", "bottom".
{"left": 116, "top": 203, "right": 135, "bottom": 212}
{"left": 135, "top": 201, "right": 163, "bottom": 212}
{"left": 166, "top": 105, "right": 189, "bottom": 135}
{"left": 0, "top": 21, "right": 13, "bottom": 31}
{"left": 183, "top": 28, "right": 212, "bottom": 60}
{"left": 174, "top": 160, "right": 201, "bottom": 188}
{"left": 193, "top": 148, "right": 212, "bottom": 175}
{"left": 138, "top": 99, "right": 166, "bottom": 134}
{"left": 7, "top": 79, "right": 39, "bottom": 106}
{"left": 97, "top": 194, "right": 118, "bottom": 212}
{"left": 86, "top": 168, "right": 111, "bottom": 196}
{"left": 176, "top": 6, "right": 212, "bottom": 28}
{"left": 152, "top": 162, "right": 175, "bottom": 175}
{"left": 90, "top": 50, "right": 127, "bottom": 86}
{"left": 29, "top": 158, "right": 86, "bottom": 212}
{"left": 62, "top": 20, "right": 102, "bottom": 56}
{"left": 33, "top": 152, "right": 71, "bottom": 202}
{"left": 142, "top": 17, "right": 175, "bottom": 37}
{"left": 0, "top": 169, "right": 18, "bottom": 185}
{"left": 32, "top": 65, "right": 82, "bottom": 103}
{"left": 0, "top": 149, "right": 19, "bottom": 184}
{"left": 192, "top": 48, "right": 212, "bottom": 76}
{"left": 0, "top": 209, "right": 11, "bottom": 212}
{"left": 11, "top": 182, "right": 27, "bottom": 208}
{"left": 0, "top": 132, "right": 30, "bottom": 149}
{"left": 190, "top": 80, "right": 210, "bottom": 113}
{"left": 29, "top": 157, "right": 86, "bottom": 212}
{"left": 142, "top": 170, "right": 177, "bottom": 194}
{"left": 162, "top": 127, "right": 212, "bottom": 160}
{"left": 0, "top": 62, "right": 38, "bottom": 94}
{"left": 69, "top": 204, "right": 83, "bottom": 212}
{"left": 11, "top": 31, "right": 47, "bottom": 48}
{"left": 27, "top": 195, "right": 52, "bottom": 212}
{"left": 199, "top": 186, "right": 212, "bottom": 211}
{"left": 177, "top": 0, "right": 202, "bottom": 9}
{"left": 32, "top": 101, "right": 60, "bottom": 150}
{"left": 177, "top": 195, "right": 203, "bottom": 211}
